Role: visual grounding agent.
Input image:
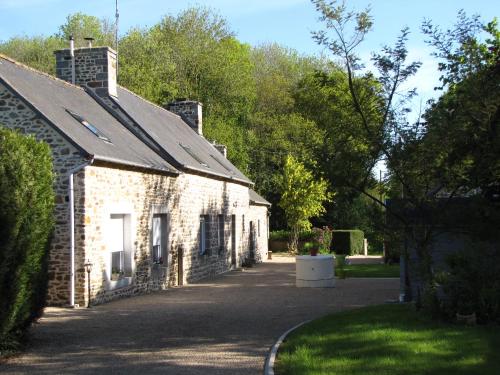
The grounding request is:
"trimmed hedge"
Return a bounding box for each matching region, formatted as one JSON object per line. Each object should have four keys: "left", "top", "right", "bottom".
{"left": 332, "top": 230, "right": 364, "bottom": 255}
{"left": 0, "top": 128, "right": 55, "bottom": 353}
{"left": 269, "top": 230, "right": 315, "bottom": 241}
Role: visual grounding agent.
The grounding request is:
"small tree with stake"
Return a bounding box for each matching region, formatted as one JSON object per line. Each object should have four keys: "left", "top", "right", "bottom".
{"left": 279, "top": 154, "right": 332, "bottom": 254}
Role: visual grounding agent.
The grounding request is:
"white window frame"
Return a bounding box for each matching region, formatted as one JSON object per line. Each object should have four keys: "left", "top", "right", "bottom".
{"left": 105, "top": 203, "right": 135, "bottom": 290}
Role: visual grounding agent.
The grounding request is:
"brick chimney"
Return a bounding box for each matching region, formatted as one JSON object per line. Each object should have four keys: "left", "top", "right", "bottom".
{"left": 166, "top": 100, "right": 203, "bottom": 136}
{"left": 54, "top": 46, "right": 118, "bottom": 98}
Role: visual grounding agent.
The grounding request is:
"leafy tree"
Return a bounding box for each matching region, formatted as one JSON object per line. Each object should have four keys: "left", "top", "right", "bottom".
{"left": 0, "top": 36, "right": 64, "bottom": 74}
{"left": 0, "top": 13, "right": 114, "bottom": 74}
{"left": 57, "top": 12, "right": 115, "bottom": 48}
{"left": 279, "top": 155, "right": 332, "bottom": 253}
{"left": 0, "top": 129, "right": 54, "bottom": 353}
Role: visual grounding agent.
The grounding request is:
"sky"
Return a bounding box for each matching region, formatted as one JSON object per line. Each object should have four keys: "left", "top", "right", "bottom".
{"left": 0, "top": 0, "right": 498, "bottom": 109}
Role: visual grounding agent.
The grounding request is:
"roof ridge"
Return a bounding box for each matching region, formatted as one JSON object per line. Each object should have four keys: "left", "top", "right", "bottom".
{"left": 116, "top": 84, "right": 182, "bottom": 120}
{"left": 0, "top": 53, "right": 84, "bottom": 91}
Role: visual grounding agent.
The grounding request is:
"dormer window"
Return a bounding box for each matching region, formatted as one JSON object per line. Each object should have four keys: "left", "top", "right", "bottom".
{"left": 66, "top": 109, "right": 112, "bottom": 144}
{"left": 179, "top": 143, "right": 208, "bottom": 168}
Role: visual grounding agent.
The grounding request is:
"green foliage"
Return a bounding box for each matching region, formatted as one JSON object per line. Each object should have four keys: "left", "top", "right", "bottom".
{"left": 440, "top": 244, "right": 500, "bottom": 323}
{"left": 312, "top": 226, "right": 333, "bottom": 253}
{"left": 0, "top": 13, "right": 115, "bottom": 75}
{"left": 269, "top": 230, "right": 314, "bottom": 241}
{"left": 332, "top": 230, "right": 364, "bottom": 255}
{"left": 57, "top": 12, "right": 115, "bottom": 48}
{"left": 343, "top": 263, "right": 400, "bottom": 278}
{"left": 0, "top": 36, "right": 64, "bottom": 75}
{"left": 279, "top": 155, "right": 332, "bottom": 253}
{"left": 0, "top": 128, "right": 55, "bottom": 353}
{"left": 275, "top": 304, "right": 500, "bottom": 375}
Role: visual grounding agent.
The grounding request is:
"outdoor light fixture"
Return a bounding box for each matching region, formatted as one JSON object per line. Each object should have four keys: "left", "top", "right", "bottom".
{"left": 83, "top": 259, "right": 93, "bottom": 308}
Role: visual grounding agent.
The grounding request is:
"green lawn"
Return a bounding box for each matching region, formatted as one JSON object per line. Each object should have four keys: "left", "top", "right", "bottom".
{"left": 342, "top": 263, "right": 400, "bottom": 278}
{"left": 275, "top": 304, "right": 500, "bottom": 375}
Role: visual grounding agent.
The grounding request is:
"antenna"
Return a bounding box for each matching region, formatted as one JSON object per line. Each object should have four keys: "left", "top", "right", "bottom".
{"left": 115, "top": 0, "right": 119, "bottom": 77}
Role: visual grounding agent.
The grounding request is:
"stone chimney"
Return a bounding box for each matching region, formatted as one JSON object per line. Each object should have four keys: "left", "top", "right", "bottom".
{"left": 212, "top": 143, "right": 227, "bottom": 158}
{"left": 54, "top": 46, "right": 117, "bottom": 98}
{"left": 166, "top": 100, "right": 203, "bottom": 136}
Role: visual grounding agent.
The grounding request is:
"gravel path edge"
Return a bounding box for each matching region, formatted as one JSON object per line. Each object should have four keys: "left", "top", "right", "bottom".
{"left": 263, "top": 319, "right": 311, "bottom": 375}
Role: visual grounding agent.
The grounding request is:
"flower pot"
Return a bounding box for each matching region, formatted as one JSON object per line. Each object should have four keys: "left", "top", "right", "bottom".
{"left": 310, "top": 248, "right": 319, "bottom": 256}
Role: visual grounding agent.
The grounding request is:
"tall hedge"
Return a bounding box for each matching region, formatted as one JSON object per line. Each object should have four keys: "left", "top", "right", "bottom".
{"left": 332, "top": 230, "right": 364, "bottom": 255}
{"left": 0, "top": 128, "right": 54, "bottom": 352}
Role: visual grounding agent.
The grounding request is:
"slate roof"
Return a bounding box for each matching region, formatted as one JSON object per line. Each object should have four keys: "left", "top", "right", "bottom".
{"left": 0, "top": 55, "right": 176, "bottom": 174}
{"left": 110, "top": 87, "right": 252, "bottom": 185}
{"left": 249, "top": 189, "right": 271, "bottom": 206}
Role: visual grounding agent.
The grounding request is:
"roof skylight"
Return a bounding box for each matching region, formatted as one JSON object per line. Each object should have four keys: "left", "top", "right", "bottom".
{"left": 66, "top": 109, "right": 112, "bottom": 144}
{"left": 179, "top": 143, "right": 209, "bottom": 168}
{"left": 210, "top": 154, "right": 234, "bottom": 174}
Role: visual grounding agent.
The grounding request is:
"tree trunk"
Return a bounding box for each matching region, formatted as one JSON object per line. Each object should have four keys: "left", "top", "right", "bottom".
{"left": 288, "top": 226, "right": 299, "bottom": 254}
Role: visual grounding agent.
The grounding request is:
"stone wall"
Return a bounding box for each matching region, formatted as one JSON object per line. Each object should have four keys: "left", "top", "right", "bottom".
{"left": 248, "top": 204, "right": 270, "bottom": 262}
{"left": 0, "top": 81, "right": 87, "bottom": 305}
{"left": 54, "top": 47, "right": 117, "bottom": 97}
{"left": 81, "top": 165, "right": 253, "bottom": 306}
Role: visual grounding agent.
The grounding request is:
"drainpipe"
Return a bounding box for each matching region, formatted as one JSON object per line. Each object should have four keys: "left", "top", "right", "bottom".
{"left": 69, "top": 158, "right": 93, "bottom": 307}
{"left": 69, "top": 35, "right": 75, "bottom": 85}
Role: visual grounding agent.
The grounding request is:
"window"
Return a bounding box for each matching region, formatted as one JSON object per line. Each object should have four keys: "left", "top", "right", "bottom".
{"left": 152, "top": 214, "right": 168, "bottom": 265}
{"left": 242, "top": 215, "right": 245, "bottom": 232}
{"left": 258, "top": 220, "right": 261, "bottom": 237}
{"left": 66, "top": 109, "right": 112, "bottom": 143}
{"left": 180, "top": 143, "right": 209, "bottom": 167}
{"left": 199, "top": 215, "right": 209, "bottom": 255}
{"left": 109, "top": 214, "right": 132, "bottom": 281}
{"left": 218, "top": 214, "right": 225, "bottom": 251}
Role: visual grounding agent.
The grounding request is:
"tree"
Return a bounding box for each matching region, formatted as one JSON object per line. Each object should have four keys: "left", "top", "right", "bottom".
{"left": 0, "top": 13, "right": 115, "bottom": 75}
{"left": 311, "top": 0, "right": 500, "bottom": 305}
{"left": 279, "top": 155, "right": 332, "bottom": 253}
{"left": 0, "top": 129, "right": 54, "bottom": 352}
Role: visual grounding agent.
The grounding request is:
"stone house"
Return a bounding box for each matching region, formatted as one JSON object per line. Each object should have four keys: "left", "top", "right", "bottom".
{"left": 0, "top": 46, "right": 270, "bottom": 306}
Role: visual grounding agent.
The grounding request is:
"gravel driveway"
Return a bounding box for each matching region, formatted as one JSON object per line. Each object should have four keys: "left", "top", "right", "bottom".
{"left": 2, "top": 256, "right": 398, "bottom": 374}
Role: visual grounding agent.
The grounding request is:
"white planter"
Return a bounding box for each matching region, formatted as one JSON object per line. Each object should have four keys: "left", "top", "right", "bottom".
{"left": 295, "top": 255, "right": 335, "bottom": 288}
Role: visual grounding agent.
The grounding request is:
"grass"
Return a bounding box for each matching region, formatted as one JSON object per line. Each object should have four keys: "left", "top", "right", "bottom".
{"left": 343, "top": 263, "right": 400, "bottom": 278}
{"left": 275, "top": 304, "right": 500, "bottom": 375}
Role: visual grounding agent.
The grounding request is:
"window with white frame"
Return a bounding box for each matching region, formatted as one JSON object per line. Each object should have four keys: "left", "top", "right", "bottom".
{"left": 217, "top": 214, "right": 224, "bottom": 251}
{"left": 109, "top": 214, "right": 132, "bottom": 281}
{"left": 152, "top": 214, "right": 168, "bottom": 265}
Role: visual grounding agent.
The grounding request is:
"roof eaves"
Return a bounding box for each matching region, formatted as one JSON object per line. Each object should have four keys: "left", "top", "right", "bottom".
{"left": 93, "top": 154, "right": 178, "bottom": 176}
{"left": 0, "top": 75, "right": 90, "bottom": 158}
{"left": 182, "top": 164, "right": 253, "bottom": 187}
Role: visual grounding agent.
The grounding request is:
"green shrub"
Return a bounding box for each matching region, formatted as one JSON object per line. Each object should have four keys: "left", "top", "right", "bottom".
{"left": 331, "top": 230, "right": 364, "bottom": 255}
{"left": 0, "top": 128, "right": 55, "bottom": 353}
{"left": 269, "top": 230, "right": 314, "bottom": 241}
{"left": 440, "top": 243, "right": 500, "bottom": 324}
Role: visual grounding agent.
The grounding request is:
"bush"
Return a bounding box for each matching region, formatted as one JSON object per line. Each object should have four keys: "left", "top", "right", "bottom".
{"left": 0, "top": 129, "right": 54, "bottom": 353}
{"left": 440, "top": 243, "right": 500, "bottom": 324}
{"left": 331, "top": 230, "right": 364, "bottom": 255}
{"left": 269, "top": 230, "right": 314, "bottom": 241}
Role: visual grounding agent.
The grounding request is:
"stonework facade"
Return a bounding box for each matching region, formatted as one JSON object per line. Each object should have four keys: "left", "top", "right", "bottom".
{"left": 1, "top": 52, "right": 270, "bottom": 307}
{"left": 0, "top": 81, "right": 87, "bottom": 305}
{"left": 80, "top": 166, "right": 257, "bottom": 306}
{"left": 54, "top": 47, "right": 117, "bottom": 97}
